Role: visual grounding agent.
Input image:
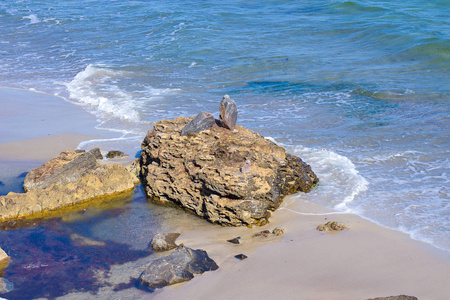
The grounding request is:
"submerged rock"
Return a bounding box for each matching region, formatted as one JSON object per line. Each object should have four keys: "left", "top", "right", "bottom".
{"left": 139, "top": 117, "right": 318, "bottom": 226}
{"left": 180, "top": 111, "right": 216, "bottom": 136}
{"left": 139, "top": 246, "right": 218, "bottom": 288}
{"left": 316, "top": 221, "right": 349, "bottom": 232}
{"left": 0, "top": 277, "right": 14, "bottom": 294}
{"left": 219, "top": 95, "right": 238, "bottom": 130}
{"left": 150, "top": 233, "right": 181, "bottom": 252}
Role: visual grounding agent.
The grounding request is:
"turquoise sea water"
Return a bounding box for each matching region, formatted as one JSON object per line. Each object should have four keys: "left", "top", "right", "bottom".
{"left": 0, "top": 0, "right": 449, "bottom": 296}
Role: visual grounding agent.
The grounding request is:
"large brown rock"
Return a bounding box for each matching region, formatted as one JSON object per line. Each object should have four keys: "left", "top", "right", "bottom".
{"left": 138, "top": 117, "right": 318, "bottom": 226}
{"left": 0, "top": 151, "right": 138, "bottom": 222}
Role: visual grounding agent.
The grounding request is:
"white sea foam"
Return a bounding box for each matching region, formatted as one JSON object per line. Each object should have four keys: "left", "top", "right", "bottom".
{"left": 296, "top": 146, "right": 369, "bottom": 212}
{"left": 266, "top": 138, "right": 370, "bottom": 214}
{"left": 66, "top": 64, "right": 181, "bottom": 124}
{"left": 23, "top": 14, "right": 40, "bottom": 24}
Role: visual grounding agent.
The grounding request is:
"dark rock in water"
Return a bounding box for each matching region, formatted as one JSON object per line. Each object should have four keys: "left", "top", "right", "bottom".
{"left": 89, "top": 148, "right": 103, "bottom": 160}
{"left": 180, "top": 111, "right": 216, "bottom": 136}
{"left": 0, "top": 277, "right": 14, "bottom": 294}
{"left": 18, "top": 172, "right": 28, "bottom": 178}
{"left": 317, "top": 221, "right": 349, "bottom": 232}
{"left": 23, "top": 151, "right": 98, "bottom": 192}
{"left": 219, "top": 95, "right": 238, "bottom": 130}
{"left": 0, "top": 181, "right": 4, "bottom": 187}
{"left": 367, "top": 296, "right": 418, "bottom": 300}
{"left": 139, "top": 117, "right": 318, "bottom": 226}
{"left": 139, "top": 246, "right": 218, "bottom": 288}
{"left": 150, "top": 233, "right": 181, "bottom": 252}
{"left": 227, "top": 237, "right": 241, "bottom": 244}
{"left": 234, "top": 254, "right": 247, "bottom": 260}
{"left": 106, "top": 150, "right": 127, "bottom": 159}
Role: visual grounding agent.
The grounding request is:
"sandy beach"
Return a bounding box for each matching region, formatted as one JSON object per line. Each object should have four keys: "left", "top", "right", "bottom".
{"left": 1, "top": 88, "right": 449, "bottom": 300}
{"left": 152, "top": 208, "right": 450, "bottom": 300}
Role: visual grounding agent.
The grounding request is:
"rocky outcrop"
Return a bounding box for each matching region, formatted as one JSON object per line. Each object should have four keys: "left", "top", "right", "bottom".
{"left": 139, "top": 117, "right": 318, "bottom": 226}
{"left": 0, "top": 247, "right": 9, "bottom": 277}
{"left": 150, "top": 233, "right": 180, "bottom": 252}
{"left": 23, "top": 150, "right": 99, "bottom": 192}
{"left": 139, "top": 246, "right": 218, "bottom": 288}
{"left": 317, "top": 221, "right": 349, "bottom": 232}
{"left": 0, "top": 150, "right": 139, "bottom": 222}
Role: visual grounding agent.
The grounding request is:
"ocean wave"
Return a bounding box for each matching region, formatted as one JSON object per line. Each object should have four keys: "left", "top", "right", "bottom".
{"left": 23, "top": 14, "right": 40, "bottom": 24}
{"left": 65, "top": 64, "right": 180, "bottom": 124}
{"left": 266, "top": 138, "right": 370, "bottom": 213}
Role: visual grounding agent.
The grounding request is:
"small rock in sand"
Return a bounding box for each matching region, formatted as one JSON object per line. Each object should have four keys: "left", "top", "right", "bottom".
{"left": 227, "top": 237, "right": 241, "bottom": 244}
{"left": 316, "top": 221, "right": 349, "bottom": 232}
{"left": 150, "top": 233, "right": 181, "bottom": 252}
{"left": 234, "top": 254, "right": 248, "bottom": 260}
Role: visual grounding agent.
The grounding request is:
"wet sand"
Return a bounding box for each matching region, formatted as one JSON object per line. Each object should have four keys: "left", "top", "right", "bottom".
{"left": 152, "top": 207, "right": 450, "bottom": 300}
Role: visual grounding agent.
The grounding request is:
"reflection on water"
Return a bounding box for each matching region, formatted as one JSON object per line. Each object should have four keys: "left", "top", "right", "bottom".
{"left": 0, "top": 185, "right": 207, "bottom": 299}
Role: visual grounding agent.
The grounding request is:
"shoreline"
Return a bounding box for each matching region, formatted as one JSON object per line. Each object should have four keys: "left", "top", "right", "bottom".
{"left": 1, "top": 88, "right": 449, "bottom": 299}
{"left": 149, "top": 203, "right": 450, "bottom": 300}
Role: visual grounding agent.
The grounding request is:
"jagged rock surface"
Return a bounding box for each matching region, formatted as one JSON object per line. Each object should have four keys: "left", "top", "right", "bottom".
{"left": 139, "top": 246, "right": 218, "bottom": 288}
{"left": 23, "top": 150, "right": 98, "bottom": 192}
{"left": 0, "top": 150, "right": 138, "bottom": 222}
{"left": 139, "top": 117, "right": 318, "bottom": 226}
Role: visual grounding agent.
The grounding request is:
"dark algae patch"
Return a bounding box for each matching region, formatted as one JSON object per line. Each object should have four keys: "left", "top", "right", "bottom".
{"left": 0, "top": 218, "right": 150, "bottom": 299}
